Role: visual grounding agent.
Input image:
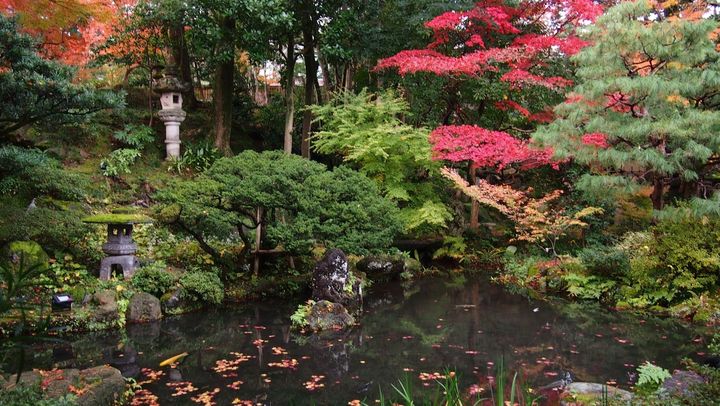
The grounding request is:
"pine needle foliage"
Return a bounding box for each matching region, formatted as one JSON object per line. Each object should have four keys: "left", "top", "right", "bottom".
{"left": 533, "top": 0, "right": 720, "bottom": 210}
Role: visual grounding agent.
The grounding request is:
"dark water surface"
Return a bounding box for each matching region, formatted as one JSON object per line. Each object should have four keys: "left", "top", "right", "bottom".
{"left": 19, "top": 276, "right": 711, "bottom": 404}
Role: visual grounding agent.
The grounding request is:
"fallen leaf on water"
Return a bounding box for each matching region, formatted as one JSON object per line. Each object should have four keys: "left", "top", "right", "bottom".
{"left": 268, "top": 359, "right": 299, "bottom": 369}
{"left": 131, "top": 389, "right": 159, "bottom": 406}
{"left": 271, "top": 347, "right": 288, "bottom": 355}
{"left": 167, "top": 381, "right": 199, "bottom": 397}
{"left": 304, "top": 375, "right": 325, "bottom": 391}
{"left": 191, "top": 388, "right": 220, "bottom": 406}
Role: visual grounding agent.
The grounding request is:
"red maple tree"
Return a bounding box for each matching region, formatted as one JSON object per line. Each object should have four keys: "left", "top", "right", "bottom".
{"left": 0, "top": 0, "right": 135, "bottom": 65}
{"left": 377, "top": 0, "right": 603, "bottom": 227}
{"left": 376, "top": 0, "right": 602, "bottom": 143}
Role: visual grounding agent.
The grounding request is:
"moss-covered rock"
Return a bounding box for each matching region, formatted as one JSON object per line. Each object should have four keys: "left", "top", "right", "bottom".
{"left": 3, "top": 366, "right": 126, "bottom": 406}
{"left": 306, "top": 300, "right": 355, "bottom": 332}
{"left": 126, "top": 292, "right": 162, "bottom": 323}
{"left": 1, "top": 240, "right": 49, "bottom": 269}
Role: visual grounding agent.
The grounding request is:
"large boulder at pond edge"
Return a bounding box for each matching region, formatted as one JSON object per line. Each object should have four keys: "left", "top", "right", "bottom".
{"left": 89, "top": 289, "right": 118, "bottom": 322}
{"left": 561, "top": 382, "right": 633, "bottom": 405}
{"left": 356, "top": 255, "right": 421, "bottom": 281}
{"left": 659, "top": 370, "right": 705, "bottom": 399}
{"left": 311, "top": 249, "right": 362, "bottom": 312}
{"left": 307, "top": 300, "right": 355, "bottom": 332}
{"left": 3, "top": 365, "right": 126, "bottom": 406}
{"left": 1, "top": 240, "right": 49, "bottom": 269}
{"left": 126, "top": 292, "right": 162, "bottom": 323}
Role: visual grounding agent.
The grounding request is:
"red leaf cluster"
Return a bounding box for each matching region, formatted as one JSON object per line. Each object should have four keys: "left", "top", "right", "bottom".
{"left": 581, "top": 132, "right": 609, "bottom": 148}
{"left": 429, "top": 125, "right": 554, "bottom": 169}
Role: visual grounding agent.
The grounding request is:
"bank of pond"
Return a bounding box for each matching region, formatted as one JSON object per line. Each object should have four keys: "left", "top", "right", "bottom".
{"left": 1, "top": 275, "right": 715, "bottom": 405}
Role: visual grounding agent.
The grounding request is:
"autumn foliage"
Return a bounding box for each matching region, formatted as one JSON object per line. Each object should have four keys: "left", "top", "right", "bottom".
{"left": 378, "top": 0, "right": 603, "bottom": 178}
{"left": 0, "top": 0, "right": 134, "bottom": 64}
{"left": 441, "top": 167, "right": 602, "bottom": 254}
{"left": 430, "top": 125, "right": 555, "bottom": 170}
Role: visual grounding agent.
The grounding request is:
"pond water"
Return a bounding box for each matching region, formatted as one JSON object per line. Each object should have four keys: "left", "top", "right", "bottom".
{"left": 16, "top": 276, "right": 711, "bottom": 404}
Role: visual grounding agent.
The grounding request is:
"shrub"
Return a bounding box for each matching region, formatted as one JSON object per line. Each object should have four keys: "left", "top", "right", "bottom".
{"left": 310, "top": 90, "right": 453, "bottom": 234}
{"left": 156, "top": 151, "right": 402, "bottom": 270}
{"left": 578, "top": 245, "right": 629, "bottom": 278}
{"left": 100, "top": 148, "right": 141, "bottom": 177}
{"left": 617, "top": 217, "right": 720, "bottom": 308}
{"left": 179, "top": 271, "right": 224, "bottom": 305}
{"left": 168, "top": 140, "right": 221, "bottom": 174}
{"left": 0, "top": 146, "right": 88, "bottom": 200}
{"left": 0, "top": 384, "right": 76, "bottom": 406}
{"left": 131, "top": 262, "right": 176, "bottom": 297}
{"left": 112, "top": 124, "right": 154, "bottom": 149}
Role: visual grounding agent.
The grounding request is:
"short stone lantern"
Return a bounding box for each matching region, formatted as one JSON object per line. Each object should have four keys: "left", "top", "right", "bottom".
{"left": 82, "top": 212, "right": 153, "bottom": 280}
{"left": 155, "top": 64, "right": 189, "bottom": 159}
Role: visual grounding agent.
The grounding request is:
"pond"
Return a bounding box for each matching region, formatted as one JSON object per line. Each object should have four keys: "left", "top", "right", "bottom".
{"left": 14, "top": 276, "right": 711, "bottom": 404}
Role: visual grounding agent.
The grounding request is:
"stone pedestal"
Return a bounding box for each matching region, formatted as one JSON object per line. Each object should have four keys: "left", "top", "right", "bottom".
{"left": 155, "top": 64, "right": 188, "bottom": 160}
{"left": 158, "top": 108, "right": 186, "bottom": 159}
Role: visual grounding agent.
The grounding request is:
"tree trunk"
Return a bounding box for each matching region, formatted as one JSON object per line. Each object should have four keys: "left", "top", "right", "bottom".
{"left": 651, "top": 176, "right": 664, "bottom": 210}
{"left": 318, "top": 50, "right": 333, "bottom": 94}
{"left": 468, "top": 162, "right": 479, "bottom": 229}
{"left": 283, "top": 35, "right": 296, "bottom": 155}
{"left": 299, "top": 0, "right": 318, "bottom": 159}
{"left": 213, "top": 17, "right": 235, "bottom": 156}
{"left": 169, "top": 24, "right": 198, "bottom": 109}
{"left": 253, "top": 207, "right": 263, "bottom": 276}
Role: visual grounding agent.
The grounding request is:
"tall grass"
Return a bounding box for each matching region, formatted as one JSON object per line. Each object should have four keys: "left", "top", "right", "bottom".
{"left": 365, "top": 361, "right": 542, "bottom": 406}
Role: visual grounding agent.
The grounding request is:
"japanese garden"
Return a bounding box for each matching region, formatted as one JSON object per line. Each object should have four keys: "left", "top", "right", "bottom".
{"left": 2, "top": 0, "right": 720, "bottom": 404}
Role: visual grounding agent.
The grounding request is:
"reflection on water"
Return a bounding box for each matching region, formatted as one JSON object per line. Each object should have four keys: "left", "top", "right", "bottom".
{"left": 13, "top": 276, "right": 711, "bottom": 404}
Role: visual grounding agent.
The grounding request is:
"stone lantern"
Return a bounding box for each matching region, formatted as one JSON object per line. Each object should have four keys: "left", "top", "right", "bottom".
{"left": 155, "top": 64, "right": 188, "bottom": 159}
{"left": 83, "top": 211, "right": 153, "bottom": 280}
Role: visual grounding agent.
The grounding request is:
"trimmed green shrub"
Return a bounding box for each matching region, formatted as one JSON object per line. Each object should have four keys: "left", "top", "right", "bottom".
{"left": 131, "top": 262, "right": 176, "bottom": 297}
{"left": 156, "top": 151, "right": 402, "bottom": 270}
{"left": 179, "top": 271, "right": 224, "bottom": 305}
{"left": 578, "top": 245, "right": 629, "bottom": 279}
{"left": 617, "top": 217, "right": 720, "bottom": 307}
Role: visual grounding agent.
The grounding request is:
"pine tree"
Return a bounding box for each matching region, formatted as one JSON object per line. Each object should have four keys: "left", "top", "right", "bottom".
{"left": 533, "top": 0, "right": 720, "bottom": 210}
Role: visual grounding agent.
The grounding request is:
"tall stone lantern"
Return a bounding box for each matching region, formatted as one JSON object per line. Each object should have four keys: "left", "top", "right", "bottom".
{"left": 155, "top": 64, "right": 188, "bottom": 159}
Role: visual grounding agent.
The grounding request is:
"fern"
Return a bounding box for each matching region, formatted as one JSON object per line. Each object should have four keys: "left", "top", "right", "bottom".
{"left": 636, "top": 362, "right": 671, "bottom": 388}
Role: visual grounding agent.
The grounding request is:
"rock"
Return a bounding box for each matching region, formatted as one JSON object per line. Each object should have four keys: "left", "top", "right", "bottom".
{"left": 126, "top": 292, "right": 162, "bottom": 323}
{"left": 3, "top": 366, "right": 126, "bottom": 406}
{"left": 307, "top": 300, "right": 355, "bottom": 331}
{"left": 659, "top": 370, "right": 705, "bottom": 398}
{"left": 161, "top": 288, "right": 187, "bottom": 314}
{"left": 76, "top": 365, "right": 127, "bottom": 406}
{"left": 1, "top": 240, "right": 49, "bottom": 269}
{"left": 563, "top": 382, "right": 633, "bottom": 404}
{"left": 90, "top": 289, "right": 118, "bottom": 322}
{"left": 356, "top": 256, "right": 405, "bottom": 280}
{"left": 311, "top": 249, "right": 362, "bottom": 312}
{"left": 404, "top": 258, "right": 422, "bottom": 274}
{"left": 3, "top": 369, "right": 42, "bottom": 390}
